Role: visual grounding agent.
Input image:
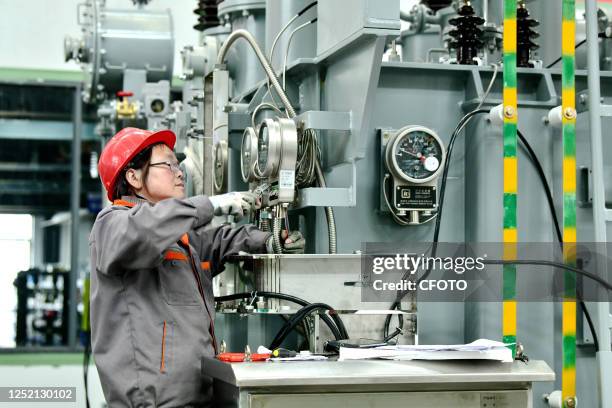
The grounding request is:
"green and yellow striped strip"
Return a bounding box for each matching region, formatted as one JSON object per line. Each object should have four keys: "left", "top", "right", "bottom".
{"left": 561, "top": 0, "right": 577, "bottom": 406}
{"left": 502, "top": 0, "right": 518, "bottom": 357}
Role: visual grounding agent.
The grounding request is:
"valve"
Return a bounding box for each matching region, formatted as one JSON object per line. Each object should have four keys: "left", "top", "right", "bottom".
{"left": 115, "top": 91, "right": 138, "bottom": 120}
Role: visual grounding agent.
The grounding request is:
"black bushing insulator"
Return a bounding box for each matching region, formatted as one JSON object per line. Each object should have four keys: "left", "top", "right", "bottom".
{"left": 516, "top": 4, "right": 540, "bottom": 68}
{"left": 448, "top": 3, "right": 485, "bottom": 65}
{"left": 421, "top": 0, "right": 453, "bottom": 12}
{"left": 194, "top": 0, "right": 221, "bottom": 32}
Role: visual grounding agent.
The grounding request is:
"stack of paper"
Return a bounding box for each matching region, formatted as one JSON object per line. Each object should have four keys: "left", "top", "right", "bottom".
{"left": 338, "top": 339, "right": 514, "bottom": 363}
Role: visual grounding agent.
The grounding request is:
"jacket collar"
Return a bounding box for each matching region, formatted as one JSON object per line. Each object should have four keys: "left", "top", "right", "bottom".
{"left": 113, "top": 195, "right": 149, "bottom": 207}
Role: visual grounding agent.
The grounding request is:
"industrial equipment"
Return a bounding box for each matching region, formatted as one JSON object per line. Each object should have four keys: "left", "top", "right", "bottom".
{"left": 13, "top": 268, "right": 70, "bottom": 346}
{"left": 66, "top": 0, "right": 612, "bottom": 406}
{"left": 382, "top": 125, "right": 446, "bottom": 224}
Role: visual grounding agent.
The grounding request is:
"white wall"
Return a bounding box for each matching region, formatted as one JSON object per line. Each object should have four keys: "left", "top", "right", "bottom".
{"left": 0, "top": 0, "right": 199, "bottom": 76}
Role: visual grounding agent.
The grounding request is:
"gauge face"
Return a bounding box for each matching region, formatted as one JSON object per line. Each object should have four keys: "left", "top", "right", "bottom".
{"left": 392, "top": 129, "right": 444, "bottom": 181}
{"left": 214, "top": 141, "right": 227, "bottom": 192}
{"left": 257, "top": 125, "right": 269, "bottom": 173}
{"left": 241, "top": 127, "right": 257, "bottom": 182}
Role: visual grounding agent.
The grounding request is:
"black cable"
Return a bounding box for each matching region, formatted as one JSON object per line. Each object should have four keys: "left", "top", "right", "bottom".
{"left": 383, "top": 109, "right": 490, "bottom": 340}
{"left": 215, "top": 291, "right": 347, "bottom": 344}
{"left": 544, "top": 34, "right": 609, "bottom": 69}
{"left": 269, "top": 303, "right": 348, "bottom": 350}
{"left": 545, "top": 39, "right": 586, "bottom": 68}
{"left": 516, "top": 131, "right": 563, "bottom": 243}
{"left": 517, "top": 129, "right": 600, "bottom": 350}
{"left": 297, "top": 1, "right": 317, "bottom": 17}
{"left": 483, "top": 259, "right": 612, "bottom": 292}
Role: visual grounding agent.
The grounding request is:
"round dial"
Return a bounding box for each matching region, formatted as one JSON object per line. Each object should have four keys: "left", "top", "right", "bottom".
{"left": 257, "top": 125, "right": 269, "bottom": 174}
{"left": 213, "top": 141, "right": 227, "bottom": 192}
{"left": 241, "top": 127, "right": 258, "bottom": 182}
{"left": 256, "top": 118, "right": 281, "bottom": 178}
{"left": 387, "top": 126, "right": 445, "bottom": 183}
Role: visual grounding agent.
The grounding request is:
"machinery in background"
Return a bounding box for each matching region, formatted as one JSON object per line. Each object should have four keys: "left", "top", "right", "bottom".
{"left": 64, "top": 0, "right": 174, "bottom": 136}
{"left": 13, "top": 268, "right": 70, "bottom": 347}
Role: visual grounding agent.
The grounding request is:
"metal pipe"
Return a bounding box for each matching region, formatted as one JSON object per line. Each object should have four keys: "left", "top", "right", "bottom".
{"left": 585, "top": 1, "right": 612, "bottom": 407}
{"left": 217, "top": 29, "right": 296, "bottom": 118}
{"left": 216, "top": 28, "right": 338, "bottom": 254}
{"left": 272, "top": 212, "right": 283, "bottom": 254}
{"left": 69, "top": 84, "right": 82, "bottom": 348}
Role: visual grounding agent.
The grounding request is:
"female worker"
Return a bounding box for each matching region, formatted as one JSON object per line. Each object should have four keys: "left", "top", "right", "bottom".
{"left": 89, "top": 127, "right": 304, "bottom": 407}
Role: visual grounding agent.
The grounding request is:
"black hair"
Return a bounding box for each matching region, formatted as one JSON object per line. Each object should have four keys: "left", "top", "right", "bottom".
{"left": 112, "top": 142, "right": 164, "bottom": 200}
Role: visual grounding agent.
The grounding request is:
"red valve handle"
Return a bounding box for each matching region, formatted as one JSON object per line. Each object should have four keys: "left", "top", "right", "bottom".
{"left": 116, "top": 91, "right": 133, "bottom": 98}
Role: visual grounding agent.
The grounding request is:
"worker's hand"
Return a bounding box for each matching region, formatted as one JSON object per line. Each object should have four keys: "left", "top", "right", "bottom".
{"left": 281, "top": 230, "right": 305, "bottom": 254}
{"left": 209, "top": 192, "right": 257, "bottom": 220}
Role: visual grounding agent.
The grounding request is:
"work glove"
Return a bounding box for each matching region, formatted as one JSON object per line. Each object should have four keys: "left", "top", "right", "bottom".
{"left": 266, "top": 230, "right": 306, "bottom": 254}
{"left": 282, "top": 230, "right": 306, "bottom": 254}
{"left": 208, "top": 192, "right": 258, "bottom": 220}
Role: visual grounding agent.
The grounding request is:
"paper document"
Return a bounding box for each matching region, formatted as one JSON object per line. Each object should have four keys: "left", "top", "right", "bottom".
{"left": 339, "top": 339, "right": 514, "bottom": 363}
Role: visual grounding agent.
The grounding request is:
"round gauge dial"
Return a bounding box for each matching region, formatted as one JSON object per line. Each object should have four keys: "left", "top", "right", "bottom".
{"left": 386, "top": 126, "right": 445, "bottom": 183}
{"left": 257, "top": 125, "right": 269, "bottom": 174}
{"left": 213, "top": 141, "right": 227, "bottom": 192}
{"left": 256, "top": 119, "right": 281, "bottom": 178}
{"left": 241, "top": 127, "right": 258, "bottom": 182}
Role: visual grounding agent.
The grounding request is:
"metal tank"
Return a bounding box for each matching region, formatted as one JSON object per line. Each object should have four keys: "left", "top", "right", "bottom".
{"left": 218, "top": 0, "right": 267, "bottom": 96}
{"left": 64, "top": 0, "right": 174, "bottom": 103}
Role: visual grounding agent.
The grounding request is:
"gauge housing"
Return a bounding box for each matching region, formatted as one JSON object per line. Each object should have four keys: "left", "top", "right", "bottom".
{"left": 381, "top": 125, "right": 447, "bottom": 225}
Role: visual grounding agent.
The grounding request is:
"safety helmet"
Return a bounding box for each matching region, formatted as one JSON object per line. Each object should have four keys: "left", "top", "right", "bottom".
{"left": 98, "top": 127, "right": 176, "bottom": 201}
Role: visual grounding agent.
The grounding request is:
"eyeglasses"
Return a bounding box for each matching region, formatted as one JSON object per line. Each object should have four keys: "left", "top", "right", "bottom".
{"left": 149, "top": 161, "right": 182, "bottom": 175}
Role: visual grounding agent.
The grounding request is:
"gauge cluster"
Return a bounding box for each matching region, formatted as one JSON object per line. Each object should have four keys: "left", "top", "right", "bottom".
{"left": 240, "top": 117, "right": 298, "bottom": 205}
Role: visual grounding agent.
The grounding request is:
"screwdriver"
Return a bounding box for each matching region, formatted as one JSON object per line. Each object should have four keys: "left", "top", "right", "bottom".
{"left": 271, "top": 348, "right": 297, "bottom": 358}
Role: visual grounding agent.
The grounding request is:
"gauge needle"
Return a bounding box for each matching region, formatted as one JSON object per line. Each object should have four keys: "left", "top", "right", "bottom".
{"left": 399, "top": 148, "right": 419, "bottom": 158}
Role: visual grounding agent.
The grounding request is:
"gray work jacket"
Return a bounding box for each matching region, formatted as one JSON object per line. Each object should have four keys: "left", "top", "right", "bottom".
{"left": 89, "top": 195, "right": 270, "bottom": 407}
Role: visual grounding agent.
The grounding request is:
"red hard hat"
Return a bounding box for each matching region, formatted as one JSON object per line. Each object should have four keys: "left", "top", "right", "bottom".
{"left": 98, "top": 127, "right": 176, "bottom": 201}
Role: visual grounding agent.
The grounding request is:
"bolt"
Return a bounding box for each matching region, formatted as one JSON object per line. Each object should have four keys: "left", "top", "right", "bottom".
{"left": 563, "top": 107, "right": 577, "bottom": 120}
{"left": 565, "top": 396, "right": 576, "bottom": 408}
{"left": 504, "top": 105, "right": 516, "bottom": 119}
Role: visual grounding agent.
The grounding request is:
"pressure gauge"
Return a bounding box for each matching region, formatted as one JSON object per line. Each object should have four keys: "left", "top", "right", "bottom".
{"left": 250, "top": 117, "right": 298, "bottom": 204}
{"left": 385, "top": 125, "right": 445, "bottom": 184}
{"left": 213, "top": 141, "right": 228, "bottom": 193}
{"left": 241, "top": 126, "right": 259, "bottom": 183}
{"left": 256, "top": 118, "right": 282, "bottom": 178}
{"left": 382, "top": 125, "right": 446, "bottom": 226}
